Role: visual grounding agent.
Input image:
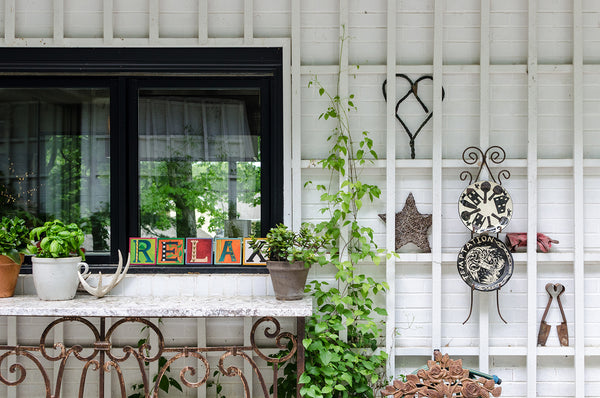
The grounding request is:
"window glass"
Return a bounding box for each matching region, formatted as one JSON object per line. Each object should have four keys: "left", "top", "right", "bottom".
{"left": 0, "top": 88, "right": 111, "bottom": 254}
{"left": 138, "top": 88, "right": 261, "bottom": 239}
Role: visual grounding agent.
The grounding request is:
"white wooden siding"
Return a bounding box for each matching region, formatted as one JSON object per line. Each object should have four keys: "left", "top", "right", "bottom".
{"left": 0, "top": 0, "right": 599, "bottom": 396}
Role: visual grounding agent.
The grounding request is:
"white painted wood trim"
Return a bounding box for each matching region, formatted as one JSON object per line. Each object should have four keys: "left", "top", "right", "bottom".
{"left": 4, "top": 0, "right": 15, "bottom": 44}
{"left": 282, "top": 39, "right": 293, "bottom": 226}
{"left": 53, "top": 320, "right": 64, "bottom": 398}
{"left": 526, "top": 0, "right": 538, "bottom": 395}
{"left": 243, "top": 317, "right": 253, "bottom": 395}
{"left": 0, "top": 37, "right": 289, "bottom": 48}
{"left": 149, "top": 0, "right": 159, "bottom": 43}
{"left": 338, "top": 0, "right": 349, "bottom": 344}
{"left": 431, "top": 0, "right": 444, "bottom": 353}
{"left": 197, "top": 318, "right": 207, "bottom": 398}
{"left": 573, "top": 0, "right": 585, "bottom": 396}
{"left": 103, "top": 0, "right": 113, "bottom": 43}
{"left": 385, "top": 0, "right": 397, "bottom": 380}
{"left": 7, "top": 316, "right": 16, "bottom": 398}
{"left": 478, "top": 0, "right": 490, "bottom": 375}
{"left": 103, "top": 318, "right": 112, "bottom": 396}
{"left": 53, "top": 0, "right": 64, "bottom": 44}
{"left": 149, "top": 318, "right": 159, "bottom": 393}
{"left": 291, "top": 0, "right": 302, "bottom": 230}
{"left": 199, "top": 0, "right": 208, "bottom": 44}
{"left": 244, "top": 0, "right": 253, "bottom": 44}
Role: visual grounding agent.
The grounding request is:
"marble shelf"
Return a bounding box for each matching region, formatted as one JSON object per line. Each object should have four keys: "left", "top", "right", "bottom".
{"left": 0, "top": 295, "right": 313, "bottom": 318}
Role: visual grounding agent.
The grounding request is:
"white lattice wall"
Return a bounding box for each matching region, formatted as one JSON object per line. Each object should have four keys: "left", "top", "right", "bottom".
{"left": 1, "top": 0, "right": 599, "bottom": 397}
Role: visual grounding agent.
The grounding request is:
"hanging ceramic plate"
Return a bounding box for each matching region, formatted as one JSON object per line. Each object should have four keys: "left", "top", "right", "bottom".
{"left": 457, "top": 235, "right": 514, "bottom": 292}
{"left": 458, "top": 180, "right": 513, "bottom": 234}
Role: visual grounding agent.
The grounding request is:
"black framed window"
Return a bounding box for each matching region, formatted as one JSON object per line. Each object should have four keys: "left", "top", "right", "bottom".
{"left": 0, "top": 48, "right": 283, "bottom": 273}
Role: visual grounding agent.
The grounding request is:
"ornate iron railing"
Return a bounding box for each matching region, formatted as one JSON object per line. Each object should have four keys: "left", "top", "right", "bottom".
{"left": 0, "top": 315, "right": 303, "bottom": 398}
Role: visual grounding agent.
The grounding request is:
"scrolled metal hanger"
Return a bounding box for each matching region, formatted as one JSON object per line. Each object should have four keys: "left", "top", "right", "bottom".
{"left": 460, "top": 146, "right": 511, "bottom": 185}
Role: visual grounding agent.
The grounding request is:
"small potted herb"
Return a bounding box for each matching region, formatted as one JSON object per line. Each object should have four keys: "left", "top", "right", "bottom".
{"left": 253, "top": 223, "right": 325, "bottom": 300}
{"left": 0, "top": 216, "right": 32, "bottom": 297}
{"left": 28, "top": 219, "right": 88, "bottom": 300}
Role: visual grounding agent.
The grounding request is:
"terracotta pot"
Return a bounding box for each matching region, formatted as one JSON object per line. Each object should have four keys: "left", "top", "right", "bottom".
{"left": 32, "top": 256, "right": 88, "bottom": 301}
{"left": 0, "top": 254, "right": 24, "bottom": 298}
{"left": 266, "top": 261, "right": 310, "bottom": 300}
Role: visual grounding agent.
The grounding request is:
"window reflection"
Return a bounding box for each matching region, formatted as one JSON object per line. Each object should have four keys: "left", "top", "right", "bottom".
{"left": 138, "top": 89, "right": 261, "bottom": 239}
{"left": 0, "top": 88, "right": 111, "bottom": 254}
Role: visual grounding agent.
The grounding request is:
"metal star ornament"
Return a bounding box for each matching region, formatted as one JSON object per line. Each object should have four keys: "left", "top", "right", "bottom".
{"left": 379, "top": 192, "right": 432, "bottom": 252}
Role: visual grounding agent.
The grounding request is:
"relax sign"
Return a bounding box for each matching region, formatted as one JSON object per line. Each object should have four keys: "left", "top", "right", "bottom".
{"left": 129, "top": 237, "right": 267, "bottom": 266}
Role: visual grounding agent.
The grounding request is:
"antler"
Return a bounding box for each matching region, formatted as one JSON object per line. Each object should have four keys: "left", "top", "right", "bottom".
{"left": 78, "top": 250, "right": 130, "bottom": 298}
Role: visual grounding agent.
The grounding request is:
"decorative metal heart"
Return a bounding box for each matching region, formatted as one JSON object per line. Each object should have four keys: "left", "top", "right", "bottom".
{"left": 382, "top": 74, "right": 445, "bottom": 159}
{"left": 546, "top": 282, "right": 565, "bottom": 298}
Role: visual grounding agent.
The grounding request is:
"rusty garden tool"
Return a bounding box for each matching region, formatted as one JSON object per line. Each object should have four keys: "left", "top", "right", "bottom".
{"left": 537, "top": 283, "right": 569, "bottom": 346}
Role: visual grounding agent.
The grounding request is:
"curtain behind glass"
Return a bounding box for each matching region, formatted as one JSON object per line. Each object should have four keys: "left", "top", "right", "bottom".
{"left": 138, "top": 96, "right": 260, "bottom": 239}
{"left": 0, "top": 90, "right": 110, "bottom": 253}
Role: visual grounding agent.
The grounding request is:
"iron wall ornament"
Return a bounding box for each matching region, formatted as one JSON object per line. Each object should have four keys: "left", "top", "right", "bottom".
{"left": 458, "top": 180, "right": 513, "bottom": 234}
{"left": 457, "top": 235, "right": 514, "bottom": 292}
{"left": 382, "top": 74, "right": 445, "bottom": 159}
{"left": 459, "top": 146, "right": 510, "bottom": 186}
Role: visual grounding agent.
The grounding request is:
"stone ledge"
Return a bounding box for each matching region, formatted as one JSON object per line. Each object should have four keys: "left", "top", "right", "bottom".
{"left": 0, "top": 295, "right": 313, "bottom": 318}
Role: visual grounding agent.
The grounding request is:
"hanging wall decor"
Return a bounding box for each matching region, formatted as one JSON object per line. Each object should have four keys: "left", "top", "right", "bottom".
{"left": 538, "top": 283, "right": 569, "bottom": 347}
{"left": 382, "top": 74, "right": 445, "bottom": 159}
{"left": 379, "top": 192, "right": 432, "bottom": 253}
{"left": 457, "top": 146, "right": 514, "bottom": 324}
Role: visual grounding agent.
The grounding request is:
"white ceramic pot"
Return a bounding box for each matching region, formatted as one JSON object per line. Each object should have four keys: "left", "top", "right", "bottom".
{"left": 31, "top": 256, "right": 89, "bottom": 301}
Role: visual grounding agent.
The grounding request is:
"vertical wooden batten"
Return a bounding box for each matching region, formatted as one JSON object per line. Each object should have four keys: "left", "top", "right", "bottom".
{"left": 199, "top": 0, "right": 208, "bottom": 44}
{"left": 478, "top": 0, "right": 490, "bottom": 375}
{"left": 385, "top": 0, "right": 397, "bottom": 380}
{"left": 291, "top": 0, "right": 302, "bottom": 229}
{"left": 5, "top": 0, "right": 15, "bottom": 44}
{"left": 7, "top": 316, "right": 16, "bottom": 398}
{"left": 431, "top": 0, "right": 444, "bottom": 353}
{"left": 103, "top": 0, "right": 113, "bottom": 44}
{"left": 282, "top": 38, "right": 292, "bottom": 226}
{"left": 244, "top": 0, "right": 253, "bottom": 45}
{"left": 197, "top": 318, "right": 207, "bottom": 398}
{"left": 149, "top": 0, "right": 159, "bottom": 44}
{"left": 338, "top": 0, "right": 349, "bottom": 344}
{"left": 526, "top": 0, "right": 539, "bottom": 395}
{"left": 53, "top": 0, "right": 64, "bottom": 45}
{"left": 573, "top": 0, "right": 585, "bottom": 396}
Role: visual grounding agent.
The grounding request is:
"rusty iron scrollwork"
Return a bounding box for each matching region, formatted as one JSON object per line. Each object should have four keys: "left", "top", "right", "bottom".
{"left": 0, "top": 315, "right": 298, "bottom": 398}
{"left": 460, "top": 146, "right": 510, "bottom": 185}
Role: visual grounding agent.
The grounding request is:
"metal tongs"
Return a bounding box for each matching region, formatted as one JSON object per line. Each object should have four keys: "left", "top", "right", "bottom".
{"left": 537, "top": 283, "right": 569, "bottom": 346}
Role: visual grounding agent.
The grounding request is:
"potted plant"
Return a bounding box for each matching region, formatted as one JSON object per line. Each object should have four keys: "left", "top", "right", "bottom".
{"left": 0, "top": 216, "right": 32, "bottom": 297}
{"left": 28, "top": 219, "right": 88, "bottom": 301}
{"left": 254, "top": 223, "right": 325, "bottom": 300}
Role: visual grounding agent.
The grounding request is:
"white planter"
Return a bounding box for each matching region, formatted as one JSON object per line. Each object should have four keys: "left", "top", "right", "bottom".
{"left": 32, "top": 256, "right": 89, "bottom": 301}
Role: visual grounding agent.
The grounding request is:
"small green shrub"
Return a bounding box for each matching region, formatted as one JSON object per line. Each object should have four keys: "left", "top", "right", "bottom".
{"left": 0, "top": 216, "right": 31, "bottom": 263}
{"left": 29, "top": 219, "right": 85, "bottom": 260}
{"left": 253, "top": 223, "right": 326, "bottom": 266}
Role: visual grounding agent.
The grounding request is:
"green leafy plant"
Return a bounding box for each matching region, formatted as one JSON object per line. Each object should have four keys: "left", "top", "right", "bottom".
{"left": 207, "top": 370, "right": 227, "bottom": 398}
{"left": 274, "top": 28, "right": 393, "bottom": 398}
{"left": 28, "top": 219, "right": 85, "bottom": 260}
{"left": 254, "top": 223, "right": 326, "bottom": 266}
{"left": 0, "top": 216, "right": 32, "bottom": 263}
{"left": 128, "top": 322, "right": 183, "bottom": 398}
